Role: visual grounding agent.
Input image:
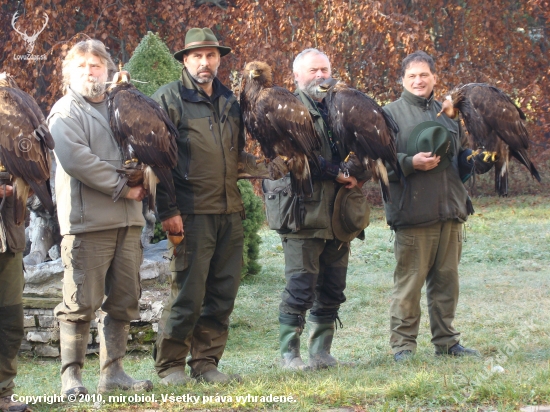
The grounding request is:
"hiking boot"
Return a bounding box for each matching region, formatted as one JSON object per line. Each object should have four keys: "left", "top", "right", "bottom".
{"left": 0, "top": 396, "right": 29, "bottom": 412}
{"left": 97, "top": 314, "right": 153, "bottom": 393}
{"left": 393, "top": 349, "right": 413, "bottom": 362}
{"left": 435, "top": 343, "right": 480, "bottom": 357}
{"left": 59, "top": 320, "right": 90, "bottom": 396}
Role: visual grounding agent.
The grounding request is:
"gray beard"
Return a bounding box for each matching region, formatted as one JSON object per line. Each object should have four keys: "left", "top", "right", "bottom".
{"left": 301, "top": 78, "right": 326, "bottom": 101}
{"left": 189, "top": 68, "right": 217, "bottom": 84}
{"left": 75, "top": 77, "right": 106, "bottom": 99}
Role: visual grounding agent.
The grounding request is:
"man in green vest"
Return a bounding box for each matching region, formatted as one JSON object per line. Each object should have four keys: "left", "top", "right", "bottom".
{"left": 152, "top": 27, "right": 287, "bottom": 384}
{"left": 383, "top": 51, "right": 494, "bottom": 361}
{"left": 270, "top": 49, "right": 369, "bottom": 370}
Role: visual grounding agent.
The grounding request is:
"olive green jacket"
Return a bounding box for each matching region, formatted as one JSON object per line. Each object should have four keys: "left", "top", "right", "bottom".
{"left": 153, "top": 69, "right": 271, "bottom": 220}
{"left": 383, "top": 89, "right": 471, "bottom": 230}
{"left": 0, "top": 195, "right": 25, "bottom": 254}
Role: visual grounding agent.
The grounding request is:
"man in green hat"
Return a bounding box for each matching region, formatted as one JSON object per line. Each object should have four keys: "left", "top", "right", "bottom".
{"left": 265, "top": 48, "right": 368, "bottom": 371}
{"left": 383, "top": 51, "right": 494, "bottom": 361}
{"left": 151, "top": 27, "right": 287, "bottom": 384}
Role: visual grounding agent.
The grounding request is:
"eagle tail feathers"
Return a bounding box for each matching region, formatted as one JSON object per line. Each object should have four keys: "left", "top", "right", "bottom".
{"left": 12, "top": 177, "right": 29, "bottom": 226}
{"left": 510, "top": 149, "right": 541, "bottom": 183}
{"left": 151, "top": 166, "right": 177, "bottom": 205}
{"left": 28, "top": 180, "right": 55, "bottom": 217}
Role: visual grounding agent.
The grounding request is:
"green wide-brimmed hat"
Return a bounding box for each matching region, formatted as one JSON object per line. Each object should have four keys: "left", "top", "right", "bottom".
{"left": 407, "top": 120, "right": 454, "bottom": 173}
{"left": 332, "top": 186, "right": 370, "bottom": 243}
{"left": 173, "top": 28, "right": 231, "bottom": 61}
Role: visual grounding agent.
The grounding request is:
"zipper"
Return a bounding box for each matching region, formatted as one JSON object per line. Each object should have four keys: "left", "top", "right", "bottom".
{"left": 208, "top": 116, "right": 218, "bottom": 145}
{"left": 184, "top": 138, "right": 191, "bottom": 180}
{"left": 78, "top": 181, "right": 84, "bottom": 224}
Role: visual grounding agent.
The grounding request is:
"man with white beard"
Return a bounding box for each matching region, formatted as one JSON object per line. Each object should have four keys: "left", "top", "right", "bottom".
{"left": 272, "top": 49, "right": 366, "bottom": 371}
{"left": 47, "top": 39, "right": 153, "bottom": 395}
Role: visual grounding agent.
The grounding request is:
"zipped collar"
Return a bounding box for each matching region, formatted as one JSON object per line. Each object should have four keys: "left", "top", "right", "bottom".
{"left": 401, "top": 88, "right": 435, "bottom": 111}
{"left": 179, "top": 68, "right": 233, "bottom": 104}
{"left": 67, "top": 86, "right": 112, "bottom": 136}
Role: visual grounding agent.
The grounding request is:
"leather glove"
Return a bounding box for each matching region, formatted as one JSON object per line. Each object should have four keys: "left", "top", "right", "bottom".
{"left": 267, "top": 156, "right": 289, "bottom": 180}
{"left": 339, "top": 152, "right": 364, "bottom": 177}
{"left": 116, "top": 163, "right": 145, "bottom": 187}
{"left": 472, "top": 150, "right": 496, "bottom": 174}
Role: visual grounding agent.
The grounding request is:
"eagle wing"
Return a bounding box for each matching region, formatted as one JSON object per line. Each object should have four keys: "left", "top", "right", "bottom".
{"left": 255, "top": 86, "right": 321, "bottom": 164}
{"left": 109, "top": 86, "right": 178, "bottom": 168}
{"left": 0, "top": 86, "right": 54, "bottom": 219}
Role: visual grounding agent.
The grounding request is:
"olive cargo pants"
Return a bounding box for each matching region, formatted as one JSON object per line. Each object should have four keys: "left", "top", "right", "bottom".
{"left": 154, "top": 213, "right": 243, "bottom": 377}
{"left": 0, "top": 252, "right": 24, "bottom": 398}
{"left": 390, "top": 220, "right": 462, "bottom": 353}
{"left": 54, "top": 227, "right": 143, "bottom": 323}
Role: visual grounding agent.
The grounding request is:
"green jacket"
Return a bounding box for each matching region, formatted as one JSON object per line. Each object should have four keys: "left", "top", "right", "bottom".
{"left": 152, "top": 69, "right": 245, "bottom": 220}
{"left": 383, "top": 89, "right": 470, "bottom": 230}
{"left": 0, "top": 195, "right": 25, "bottom": 253}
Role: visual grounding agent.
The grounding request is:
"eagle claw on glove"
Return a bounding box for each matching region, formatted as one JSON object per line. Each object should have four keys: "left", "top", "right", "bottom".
{"left": 472, "top": 150, "right": 496, "bottom": 175}
{"left": 267, "top": 156, "right": 289, "bottom": 180}
{"left": 339, "top": 152, "right": 364, "bottom": 178}
{"left": 115, "top": 163, "right": 145, "bottom": 187}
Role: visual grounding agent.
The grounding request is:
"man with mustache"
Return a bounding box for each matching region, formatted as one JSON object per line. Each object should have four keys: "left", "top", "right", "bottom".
{"left": 48, "top": 39, "right": 153, "bottom": 395}
{"left": 151, "top": 28, "right": 287, "bottom": 384}
{"left": 273, "top": 48, "right": 366, "bottom": 370}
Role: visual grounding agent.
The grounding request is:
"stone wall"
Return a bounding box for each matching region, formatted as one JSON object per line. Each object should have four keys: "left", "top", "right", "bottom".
{"left": 21, "top": 241, "right": 172, "bottom": 357}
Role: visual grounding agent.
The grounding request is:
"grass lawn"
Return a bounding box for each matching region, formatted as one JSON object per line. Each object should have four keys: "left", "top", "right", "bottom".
{"left": 14, "top": 195, "right": 550, "bottom": 411}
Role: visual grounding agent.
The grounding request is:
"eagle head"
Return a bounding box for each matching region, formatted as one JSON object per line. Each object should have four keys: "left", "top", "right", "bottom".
{"left": 317, "top": 77, "right": 339, "bottom": 93}
{"left": 243, "top": 61, "right": 273, "bottom": 87}
{"left": 0, "top": 72, "right": 18, "bottom": 88}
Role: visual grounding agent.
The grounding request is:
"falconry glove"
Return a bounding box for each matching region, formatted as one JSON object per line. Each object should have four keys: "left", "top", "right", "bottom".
{"left": 472, "top": 150, "right": 496, "bottom": 175}
{"left": 267, "top": 156, "right": 290, "bottom": 180}
{"left": 339, "top": 152, "right": 364, "bottom": 178}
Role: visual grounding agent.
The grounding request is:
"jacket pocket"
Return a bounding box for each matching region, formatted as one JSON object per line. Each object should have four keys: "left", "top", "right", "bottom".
{"left": 300, "top": 180, "right": 329, "bottom": 230}
{"left": 61, "top": 237, "right": 83, "bottom": 273}
{"left": 262, "top": 176, "right": 294, "bottom": 231}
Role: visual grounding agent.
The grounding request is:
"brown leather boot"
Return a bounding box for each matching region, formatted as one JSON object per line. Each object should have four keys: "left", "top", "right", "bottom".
{"left": 0, "top": 396, "right": 30, "bottom": 412}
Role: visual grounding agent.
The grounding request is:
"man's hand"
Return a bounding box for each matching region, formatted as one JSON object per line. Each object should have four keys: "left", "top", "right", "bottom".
{"left": 0, "top": 185, "right": 13, "bottom": 198}
{"left": 124, "top": 184, "right": 146, "bottom": 202}
{"left": 336, "top": 171, "right": 357, "bottom": 189}
{"left": 413, "top": 152, "right": 441, "bottom": 171}
{"left": 162, "top": 215, "right": 184, "bottom": 235}
{"left": 438, "top": 98, "right": 458, "bottom": 118}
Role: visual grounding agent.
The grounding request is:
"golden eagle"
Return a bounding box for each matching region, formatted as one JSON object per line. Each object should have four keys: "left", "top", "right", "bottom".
{"left": 318, "top": 78, "right": 404, "bottom": 202}
{"left": 0, "top": 73, "right": 55, "bottom": 225}
{"left": 240, "top": 61, "right": 321, "bottom": 197}
{"left": 107, "top": 72, "right": 178, "bottom": 212}
{"left": 445, "top": 83, "right": 541, "bottom": 196}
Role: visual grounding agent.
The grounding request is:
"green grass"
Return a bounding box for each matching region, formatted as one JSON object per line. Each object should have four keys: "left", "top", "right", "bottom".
{"left": 14, "top": 195, "right": 550, "bottom": 411}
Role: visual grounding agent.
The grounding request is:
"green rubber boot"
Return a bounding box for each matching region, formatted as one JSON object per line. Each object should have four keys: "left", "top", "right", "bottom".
{"left": 307, "top": 316, "right": 338, "bottom": 370}
{"left": 59, "top": 320, "right": 90, "bottom": 396}
{"left": 279, "top": 314, "right": 308, "bottom": 371}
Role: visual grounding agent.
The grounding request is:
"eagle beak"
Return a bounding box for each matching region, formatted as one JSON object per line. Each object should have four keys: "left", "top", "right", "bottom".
{"left": 121, "top": 73, "right": 128, "bottom": 83}
{"left": 249, "top": 70, "right": 260, "bottom": 79}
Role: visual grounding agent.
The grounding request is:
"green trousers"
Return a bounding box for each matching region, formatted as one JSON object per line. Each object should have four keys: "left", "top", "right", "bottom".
{"left": 154, "top": 213, "right": 243, "bottom": 377}
{"left": 390, "top": 220, "right": 462, "bottom": 354}
{"left": 54, "top": 227, "right": 143, "bottom": 323}
{"left": 0, "top": 252, "right": 24, "bottom": 398}
{"left": 279, "top": 237, "right": 349, "bottom": 317}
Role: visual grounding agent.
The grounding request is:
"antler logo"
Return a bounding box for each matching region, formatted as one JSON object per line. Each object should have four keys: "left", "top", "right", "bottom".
{"left": 11, "top": 11, "right": 49, "bottom": 54}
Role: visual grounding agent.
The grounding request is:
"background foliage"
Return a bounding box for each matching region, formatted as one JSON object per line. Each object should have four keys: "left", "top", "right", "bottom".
{"left": 1, "top": 0, "right": 548, "bottom": 163}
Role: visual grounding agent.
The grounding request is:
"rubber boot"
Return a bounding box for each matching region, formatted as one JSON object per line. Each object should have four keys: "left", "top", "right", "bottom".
{"left": 307, "top": 316, "right": 338, "bottom": 369}
{"left": 279, "top": 313, "right": 308, "bottom": 371}
{"left": 97, "top": 314, "right": 153, "bottom": 393}
{"left": 59, "top": 320, "right": 90, "bottom": 396}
